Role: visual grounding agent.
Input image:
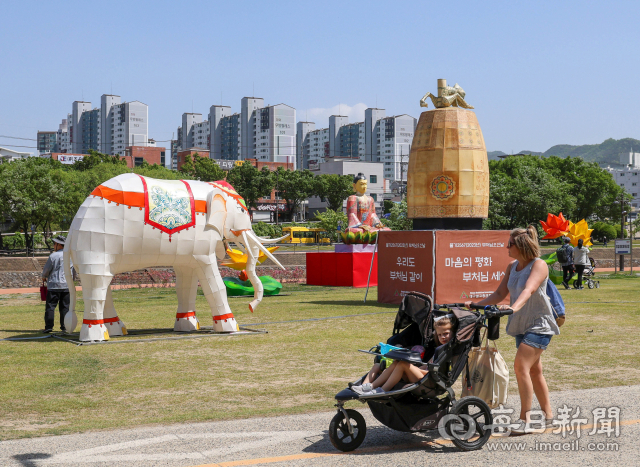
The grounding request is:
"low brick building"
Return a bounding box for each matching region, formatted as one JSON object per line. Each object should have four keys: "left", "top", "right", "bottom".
{"left": 123, "top": 146, "right": 167, "bottom": 168}
{"left": 177, "top": 148, "right": 210, "bottom": 170}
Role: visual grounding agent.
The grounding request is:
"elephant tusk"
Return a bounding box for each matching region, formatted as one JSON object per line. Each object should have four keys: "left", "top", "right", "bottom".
{"left": 254, "top": 233, "right": 290, "bottom": 244}
{"left": 248, "top": 231, "right": 285, "bottom": 270}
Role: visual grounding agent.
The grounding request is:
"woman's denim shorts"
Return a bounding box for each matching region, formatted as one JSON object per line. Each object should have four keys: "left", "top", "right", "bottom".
{"left": 515, "top": 332, "right": 552, "bottom": 350}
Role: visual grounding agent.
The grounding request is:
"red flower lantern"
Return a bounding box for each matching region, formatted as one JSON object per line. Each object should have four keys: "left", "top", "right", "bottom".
{"left": 539, "top": 212, "right": 570, "bottom": 239}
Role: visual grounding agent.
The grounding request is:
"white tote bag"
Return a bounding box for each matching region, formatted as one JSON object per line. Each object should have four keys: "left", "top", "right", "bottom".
{"left": 462, "top": 334, "right": 509, "bottom": 409}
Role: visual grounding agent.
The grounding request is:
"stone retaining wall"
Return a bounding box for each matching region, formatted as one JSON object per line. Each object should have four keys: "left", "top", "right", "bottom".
{"left": 0, "top": 272, "right": 43, "bottom": 289}
{"left": 0, "top": 266, "right": 307, "bottom": 289}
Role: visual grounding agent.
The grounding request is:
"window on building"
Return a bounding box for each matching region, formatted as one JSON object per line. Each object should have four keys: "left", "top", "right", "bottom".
{"left": 371, "top": 193, "right": 377, "bottom": 201}
{"left": 370, "top": 175, "right": 377, "bottom": 184}
{"left": 633, "top": 183, "right": 638, "bottom": 186}
{"left": 134, "top": 157, "right": 144, "bottom": 167}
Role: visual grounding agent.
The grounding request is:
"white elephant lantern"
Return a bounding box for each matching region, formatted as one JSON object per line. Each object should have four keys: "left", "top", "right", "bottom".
{"left": 63, "top": 174, "right": 286, "bottom": 342}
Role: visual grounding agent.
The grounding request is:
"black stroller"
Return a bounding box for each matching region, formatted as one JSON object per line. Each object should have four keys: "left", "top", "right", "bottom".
{"left": 329, "top": 292, "right": 512, "bottom": 452}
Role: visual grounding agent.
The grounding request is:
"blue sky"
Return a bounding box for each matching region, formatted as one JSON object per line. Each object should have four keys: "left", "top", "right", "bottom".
{"left": 1, "top": 0, "right": 639, "bottom": 154}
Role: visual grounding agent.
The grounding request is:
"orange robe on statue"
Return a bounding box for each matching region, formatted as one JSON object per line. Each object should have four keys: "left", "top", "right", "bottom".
{"left": 346, "top": 194, "right": 389, "bottom": 232}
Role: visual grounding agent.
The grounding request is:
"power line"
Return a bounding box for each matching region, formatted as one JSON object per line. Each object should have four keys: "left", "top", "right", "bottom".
{"left": 0, "top": 135, "right": 37, "bottom": 141}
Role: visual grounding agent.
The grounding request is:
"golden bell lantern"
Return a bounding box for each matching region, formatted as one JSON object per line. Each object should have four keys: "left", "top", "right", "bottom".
{"left": 407, "top": 79, "right": 489, "bottom": 229}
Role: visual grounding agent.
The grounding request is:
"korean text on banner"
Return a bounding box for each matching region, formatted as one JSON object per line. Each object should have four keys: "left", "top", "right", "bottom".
{"left": 377, "top": 230, "right": 435, "bottom": 304}
{"left": 434, "top": 230, "right": 511, "bottom": 304}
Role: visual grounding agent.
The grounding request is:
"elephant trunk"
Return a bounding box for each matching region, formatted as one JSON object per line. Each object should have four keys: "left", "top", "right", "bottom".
{"left": 242, "top": 231, "right": 263, "bottom": 312}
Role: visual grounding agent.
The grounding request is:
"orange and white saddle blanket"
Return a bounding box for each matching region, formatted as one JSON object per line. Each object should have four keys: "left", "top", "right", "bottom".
{"left": 91, "top": 174, "right": 247, "bottom": 240}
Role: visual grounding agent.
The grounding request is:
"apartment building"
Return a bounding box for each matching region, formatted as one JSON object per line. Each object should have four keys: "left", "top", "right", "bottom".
{"left": 220, "top": 113, "right": 241, "bottom": 160}
{"left": 41, "top": 95, "right": 149, "bottom": 156}
{"left": 37, "top": 131, "right": 57, "bottom": 155}
{"left": 605, "top": 151, "right": 640, "bottom": 219}
{"left": 298, "top": 108, "right": 416, "bottom": 180}
{"left": 240, "top": 97, "right": 263, "bottom": 160}
{"left": 378, "top": 114, "right": 415, "bottom": 182}
{"left": 57, "top": 118, "right": 70, "bottom": 154}
{"left": 253, "top": 103, "right": 296, "bottom": 164}
{"left": 302, "top": 127, "right": 329, "bottom": 170}
{"left": 70, "top": 101, "right": 92, "bottom": 154}
{"left": 174, "top": 97, "right": 296, "bottom": 168}
{"left": 296, "top": 121, "right": 315, "bottom": 170}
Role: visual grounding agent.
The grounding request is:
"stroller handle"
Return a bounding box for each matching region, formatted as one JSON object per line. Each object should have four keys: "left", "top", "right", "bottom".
{"left": 435, "top": 303, "right": 514, "bottom": 317}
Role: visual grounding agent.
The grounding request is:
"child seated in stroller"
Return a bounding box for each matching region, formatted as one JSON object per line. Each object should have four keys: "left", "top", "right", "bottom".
{"left": 352, "top": 316, "right": 453, "bottom": 395}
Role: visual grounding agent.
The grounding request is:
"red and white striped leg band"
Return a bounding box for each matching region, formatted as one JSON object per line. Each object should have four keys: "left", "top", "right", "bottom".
{"left": 176, "top": 311, "right": 196, "bottom": 321}
{"left": 213, "top": 313, "right": 235, "bottom": 324}
{"left": 83, "top": 317, "right": 121, "bottom": 328}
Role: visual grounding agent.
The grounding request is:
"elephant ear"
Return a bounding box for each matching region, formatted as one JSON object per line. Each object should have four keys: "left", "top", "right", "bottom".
{"left": 206, "top": 192, "right": 227, "bottom": 238}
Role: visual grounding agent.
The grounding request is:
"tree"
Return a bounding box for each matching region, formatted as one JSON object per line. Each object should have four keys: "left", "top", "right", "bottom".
{"left": 630, "top": 218, "right": 640, "bottom": 240}
{"left": 226, "top": 161, "right": 274, "bottom": 212}
{"left": 591, "top": 221, "right": 617, "bottom": 242}
{"left": 0, "top": 157, "right": 78, "bottom": 253}
{"left": 252, "top": 221, "right": 283, "bottom": 239}
{"left": 274, "top": 167, "right": 315, "bottom": 220}
{"left": 314, "top": 174, "right": 353, "bottom": 211}
{"left": 72, "top": 149, "right": 127, "bottom": 171}
{"left": 315, "top": 209, "right": 347, "bottom": 242}
{"left": 486, "top": 156, "right": 575, "bottom": 230}
{"left": 179, "top": 153, "right": 225, "bottom": 182}
{"left": 385, "top": 199, "right": 413, "bottom": 230}
{"left": 542, "top": 156, "right": 626, "bottom": 220}
{"left": 383, "top": 199, "right": 395, "bottom": 215}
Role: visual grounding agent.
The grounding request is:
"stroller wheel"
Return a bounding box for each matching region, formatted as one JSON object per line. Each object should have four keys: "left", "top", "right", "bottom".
{"left": 573, "top": 280, "right": 579, "bottom": 289}
{"left": 596, "top": 281, "right": 600, "bottom": 288}
{"left": 445, "top": 396, "right": 493, "bottom": 451}
{"left": 588, "top": 280, "right": 595, "bottom": 289}
{"left": 329, "top": 408, "right": 366, "bottom": 452}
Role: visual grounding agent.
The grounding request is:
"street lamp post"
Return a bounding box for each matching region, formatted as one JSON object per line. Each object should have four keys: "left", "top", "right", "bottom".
{"left": 620, "top": 210, "right": 627, "bottom": 271}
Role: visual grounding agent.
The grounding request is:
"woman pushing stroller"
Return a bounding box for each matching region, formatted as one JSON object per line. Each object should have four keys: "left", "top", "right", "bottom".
{"left": 351, "top": 316, "right": 453, "bottom": 395}
{"left": 465, "top": 225, "right": 559, "bottom": 435}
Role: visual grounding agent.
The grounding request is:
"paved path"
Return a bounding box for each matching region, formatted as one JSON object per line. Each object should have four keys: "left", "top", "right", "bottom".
{"left": 1, "top": 385, "right": 638, "bottom": 467}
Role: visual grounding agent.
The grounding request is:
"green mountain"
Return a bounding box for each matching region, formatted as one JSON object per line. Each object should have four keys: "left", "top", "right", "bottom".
{"left": 489, "top": 138, "right": 640, "bottom": 165}
{"left": 542, "top": 138, "right": 640, "bottom": 165}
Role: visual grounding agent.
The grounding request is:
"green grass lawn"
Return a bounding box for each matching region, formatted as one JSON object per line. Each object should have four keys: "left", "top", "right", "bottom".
{"left": 1, "top": 277, "right": 639, "bottom": 440}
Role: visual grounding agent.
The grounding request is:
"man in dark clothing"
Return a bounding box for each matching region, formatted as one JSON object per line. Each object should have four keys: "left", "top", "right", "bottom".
{"left": 559, "top": 237, "right": 575, "bottom": 289}
{"left": 41, "top": 235, "right": 73, "bottom": 333}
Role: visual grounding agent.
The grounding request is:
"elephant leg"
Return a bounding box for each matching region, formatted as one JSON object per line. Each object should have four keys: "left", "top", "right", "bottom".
{"left": 78, "top": 273, "right": 114, "bottom": 342}
{"left": 194, "top": 255, "right": 238, "bottom": 332}
{"left": 173, "top": 266, "right": 200, "bottom": 332}
{"left": 102, "top": 287, "right": 127, "bottom": 336}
